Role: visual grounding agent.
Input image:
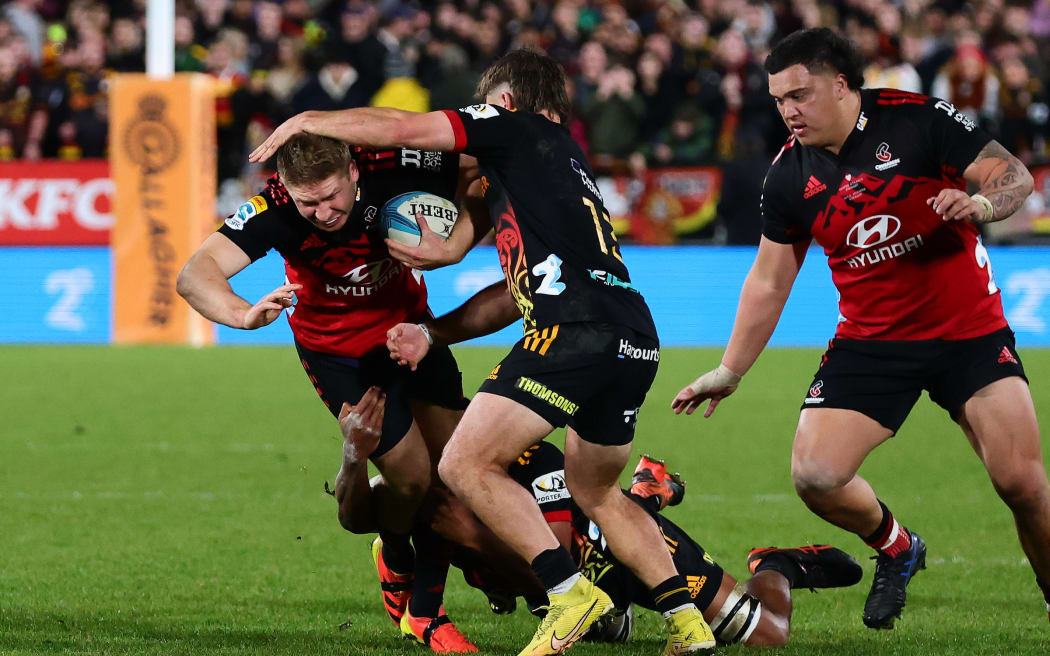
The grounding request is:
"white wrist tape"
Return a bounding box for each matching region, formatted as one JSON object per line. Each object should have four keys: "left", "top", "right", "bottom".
{"left": 687, "top": 363, "right": 743, "bottom": 395}
{"left": 417, "top": 323, "right": 433, "bottom": 345}
{"left": 971, "top": 193, "right": 994, "bottom": 222}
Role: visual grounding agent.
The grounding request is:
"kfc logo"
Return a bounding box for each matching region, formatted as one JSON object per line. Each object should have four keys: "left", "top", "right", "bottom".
{"left": 846, "top": 215, "right": 901, "bottom": 249}
{"left": 0, "top": 161, "right": 114, "bottom": 245}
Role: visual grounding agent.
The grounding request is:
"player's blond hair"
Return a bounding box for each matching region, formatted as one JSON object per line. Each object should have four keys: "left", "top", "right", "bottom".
{"left": 276, "top": 133, "right": 352, "bottom": 187}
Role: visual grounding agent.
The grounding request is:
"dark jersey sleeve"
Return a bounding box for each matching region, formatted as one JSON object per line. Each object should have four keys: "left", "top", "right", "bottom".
{"left": 760, "top": 163, "right": 810, "bottom": 244}
{"left": 214, "top": 187, "right": 294, "bottom": 259}
{"left": 923, "top": 96, "right": 994, "bottom": 174}
{"left": 440, "top": 104, "right": 519, "bottom": 159}
{"left": 216, "top": 182, "right": 299, "bottom": 261}
{"left": 507, "top": 442, "right": 572, "bottom": 521}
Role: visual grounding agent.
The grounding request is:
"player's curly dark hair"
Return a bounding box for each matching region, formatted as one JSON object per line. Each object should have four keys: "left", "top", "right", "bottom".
{"left": 276, "top": 133, "right": 352, "bottom": 187}
{"left": 764, "top": 28, "right": 866, "bottom": 90}
{"left": 476, "top": 48, "right": 572, "bottom": 123}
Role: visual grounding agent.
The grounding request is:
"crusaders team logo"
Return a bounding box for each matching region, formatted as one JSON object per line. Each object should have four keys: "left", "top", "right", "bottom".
{"left": 809, "top": 380, "right": 824, "bottom": 397}
{"left": 875, "top": 142, "right": 892, "bottom": 162}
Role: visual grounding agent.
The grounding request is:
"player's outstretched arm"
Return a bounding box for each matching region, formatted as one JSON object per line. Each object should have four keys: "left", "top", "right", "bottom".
{"left": 673, "top": 237, "right": 808, "bottom": 417}
{"left": 177, "top": 233, "right": 299, "bottom": 329}
{"left": 386, "top": 281, "right": 519, "bottom": 369}
{"left": 333, "top": 387, "right": 385, "bottom": 534}
{"left": 929, "top": 140, "right": 1034, "bottom": 223}
{"left": 249, "top": 108, "right": 457, "bottom": 163}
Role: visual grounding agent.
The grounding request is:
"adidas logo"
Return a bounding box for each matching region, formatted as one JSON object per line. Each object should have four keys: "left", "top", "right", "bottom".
{"left": 998, "top": 346, "right": 1018, "bottom": 365}
{"left": 803, "top": 175, "right": 827, "bottom": 199}
{"left": 685, "top": 575, "right": 707, "bottom": 599}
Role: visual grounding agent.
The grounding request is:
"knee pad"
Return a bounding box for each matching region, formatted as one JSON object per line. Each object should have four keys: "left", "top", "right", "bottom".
{"left": 709, "top": 582, "right": 762, "bottom": 645}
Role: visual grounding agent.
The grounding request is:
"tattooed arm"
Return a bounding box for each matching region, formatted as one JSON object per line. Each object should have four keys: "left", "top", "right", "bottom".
{"left": 929, "top": 140, "right": 1034, "bottom": 224}
{"left": 965, "top": 140, "right": 1035, "bottom": 220}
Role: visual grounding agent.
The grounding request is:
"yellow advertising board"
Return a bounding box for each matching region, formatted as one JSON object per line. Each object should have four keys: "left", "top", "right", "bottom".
{"left": 110, "top": 73, "right": 215, "bottom": 345}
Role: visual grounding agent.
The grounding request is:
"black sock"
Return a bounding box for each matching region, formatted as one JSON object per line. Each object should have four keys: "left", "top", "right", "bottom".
{"left": 409, "top": 556, "right": 449, "bottom": 618}
{"left": 1038, "top": 578, "right": 1050, "bottom": 604}
{"left": 861, "top": 500, "right": 892, "bottom": 545}
{"left": 531, "top": 547, "right": 578, "bottom": 591}
{"left": 652, "top": 575, "right": 693, "bottom": 615}
{"left": 753, "top": 553, "right": 804, "bottom": 588}
{"left": 380, "top": 530, "right": 414, "bottom": 574}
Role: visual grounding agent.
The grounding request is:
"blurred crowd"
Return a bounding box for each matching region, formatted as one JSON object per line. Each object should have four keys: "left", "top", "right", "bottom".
{"left": 1, "top": 0, "right": 1049, "bottom": 217}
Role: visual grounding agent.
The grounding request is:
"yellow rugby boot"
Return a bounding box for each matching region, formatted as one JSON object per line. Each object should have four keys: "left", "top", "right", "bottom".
{"left": 661, "top": 606, "right": 716, "bottom": 655}
{"left": 518, "top": 575, "right": 613, "bottom": 656}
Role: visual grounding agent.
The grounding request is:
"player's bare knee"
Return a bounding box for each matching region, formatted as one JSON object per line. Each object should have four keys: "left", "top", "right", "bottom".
{"left": 991, "top": 464, "right": 1050, "bottom": 513}
{"left": 791, "top": 458, "right": 850, "bottom": 500}
{"left": 336, "top": 508, "right": 371, "bottom": 534}
{"left": 437, "top": 445, "right": 483, "bottom": 496}
{"left": 566, "top": 479, "right": 619, "bottom": 517}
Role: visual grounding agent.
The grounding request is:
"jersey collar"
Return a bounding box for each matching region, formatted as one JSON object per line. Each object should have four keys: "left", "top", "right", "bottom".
{"left": 836, "top": 89, "right": 875, "bottom": 160}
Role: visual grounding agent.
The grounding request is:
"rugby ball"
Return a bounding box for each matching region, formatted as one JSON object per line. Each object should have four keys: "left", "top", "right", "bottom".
{"left": 381, "top": 191, "right": 459, "bottom": 246}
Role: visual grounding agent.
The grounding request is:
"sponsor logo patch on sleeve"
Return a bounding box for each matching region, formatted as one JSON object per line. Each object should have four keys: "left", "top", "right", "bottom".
{"left": 225, "top": 195, "right": 268, "bottom": 230}
{"left": 462, "top": 104, "right": 498, "bottom": 120}
{"left": 531, "top": 470, "right": 569, "bottom": 504}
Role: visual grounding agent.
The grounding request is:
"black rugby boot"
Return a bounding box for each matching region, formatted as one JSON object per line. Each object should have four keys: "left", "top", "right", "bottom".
{"left": 747, "top": 544, "right": 863, "bottom": 590}
{"left": 862, "top": 530, "right": 926, "bottom": 629}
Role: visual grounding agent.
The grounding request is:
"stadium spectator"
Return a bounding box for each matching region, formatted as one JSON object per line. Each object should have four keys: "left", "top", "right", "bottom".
{"left": 701, "top": 28, "right": 780, "bottom": 162}
{"left": 248, "top": 0, "right": 284, "bottom": 71}
{"left": 580, "top": 64, "right": 646, "bottom": 169}
{"left": 931, "top": 43, "right": 1000, "bottom": 129}
{"left": 62, "top": 34, "right": 108, "bottom": 158}
{"left": 572, "top": 40, "right": 606, "bottom": 109}
{"left": 4, "top": 0, "right": 45, "bottom": 65}
{"left": 174, "top": 14, "right": 206, "bottom": 72}
{"left": 0, "top": 36, "right": 46, "bottom": 159}
{"left": 194, "top": 0, "right": 227, "bottom": 47}
{"left": 635, "top": 49, "right": 681, "bottom": 144}
{"left": 338, "top": 3, "right": 386, "bottom": 100}
{"left": 997, "top": 55, "right": 1050, "bottom": 165}
{"left": 291, "top": 47, "right": 370, "bottom": 115}
{"left": 641, "top": 103, "right": 717, "bottom": 167}
{"left": 107, "top": 16, "right": 143, "bottom": 72}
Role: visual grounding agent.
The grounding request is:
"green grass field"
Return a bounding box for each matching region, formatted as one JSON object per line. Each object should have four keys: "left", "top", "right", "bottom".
{"left": 2, "top": 345, "right": 1049, "bottom": 655}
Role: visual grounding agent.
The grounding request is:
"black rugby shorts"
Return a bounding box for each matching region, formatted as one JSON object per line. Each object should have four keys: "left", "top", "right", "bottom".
{"left": 296, "top": 341, "right": 469, "bottom": 459}
{"left": 477, "top": 322, "right": 659, "bottom": 446}
{"left": 801, "top": 327, "right": 1028, "bottom": 432}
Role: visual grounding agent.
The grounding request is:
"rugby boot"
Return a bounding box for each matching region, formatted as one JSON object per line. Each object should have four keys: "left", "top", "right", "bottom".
{"left": 631, "top": 455, "right": 686, "bottom": 510}
{"left": 582, "top": 603, "right": 634, "bottom": 643}
{"left": 862, "top": 530, "right": 926, "bottom": 629}
{"left": 517, "top": 575, "right": 613, "bottom": 656}
{"left": 371, "top": 536, "right": 413, "bottom": 626}
{"left": 661, "top": 606, "right": 716, "bottom": 655}
{"left": 746, "top": 545, "right": 863, "bottom": 589}
{"left": 401, "top": 606, "right": 479, "bottom": 653}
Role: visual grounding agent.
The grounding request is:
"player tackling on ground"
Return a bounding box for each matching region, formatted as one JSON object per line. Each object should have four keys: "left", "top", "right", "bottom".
{"left": 673, "top": 28, "right": 1050, "bottom": 629}
{"left": 338, "top": 386, "right": 864, "bottom": 647}
{"left": 252, "top": 49, "right": 716, "bottom": 655}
